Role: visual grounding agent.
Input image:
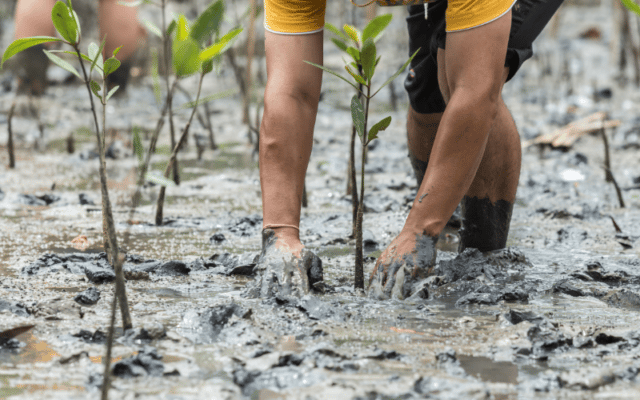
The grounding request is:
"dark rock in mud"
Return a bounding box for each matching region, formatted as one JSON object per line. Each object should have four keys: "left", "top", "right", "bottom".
{"left": 84, "top": 263, "right": 115, "bottom": 283}
{"left": 0, "top": 338, "right": 24, "bottom": 350}
{"left": 527, "top": 325, "right": 572, "bottom": 360}
{"left": 72, "top": 329, "right": 106, "bottom": 344}
{"left": 209, "top": 233, "right": 226, "bottom": 244}
{"left": 602, "top": 289, "right": 640, "bottom": 310}
{"left": 456, "top": 283, "right": 529, "bottom": 307}
{"left": 0, "top": 187, "right": 4, "bottom": 202}
{"left": 78, "top": 193, "right": 94, "bottom": 205}
{"left": 227, "top": 214, "right": 262, "bottom": 237}
{"left": 552, "top": 279, "right": 587, "bottom": 297}
{"left": 519, "top": 371, "right": 561, "bottom": 393}
{"left": 272, "top": 294, "right": 344, "bottom": 322}
{"left": 117, "top": 324, "right": 166, "bottom": 345}
{"left": 17, "top": 193, "right": 60, "bottom": 206}
{"left": 559, "top": 368, "right": 616, "bottom": 390}
{"left": 233, "top": 365, "right": 324, "bottom": 397}
{"left": 363, "top": 230, "right": 378, "bottom": 252}
{"left": 73, "top": 287, "right": 100, "bottom": 305}
{"left": 504, "top": 309, "right": 546, "bottom": 325}
{"left": 0, "top": 299, "right": 30, "bottom": 317}
{"left": 204, "top": 252, "right": 259, "bottom": 276}
{"left": 155, "top": 261, "right": 190, "bottom": 276}
{"left": 112, "top": 346, "right": 165, "bottom": 378}
{"left": 435, "top": 348, "right": 467, "bottom": 377}
{"left": 178, "top": 303, "right": 251, "bottom": 344}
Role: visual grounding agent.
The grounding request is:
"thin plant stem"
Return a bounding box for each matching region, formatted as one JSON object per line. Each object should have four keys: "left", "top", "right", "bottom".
{"left": 73, "top": 45, "right": 132, "bottom": 330}
{"left": 100, "top": 287, "right": 118, "bottom": 400}
{"left": 355, "top": 84, "right": 371, "bottom": 290}
{"left": 155, "top": 72, "right": 206, "bottom": 225}
{"left": 161, "top": 0, "right": 180, "bottom": 184}
{"left": 7, "top": 101, "right": 16, "bottom": 169}
{"left": 600, "top": 121, "right": 625, "bottom": 208}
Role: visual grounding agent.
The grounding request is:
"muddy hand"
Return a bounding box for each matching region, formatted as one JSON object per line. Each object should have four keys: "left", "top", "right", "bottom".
{"left": 252, "top": 229, "right": 323, "bottom": 298}
{"left": 368, "top": 232, "right": 437, "bottom": 300}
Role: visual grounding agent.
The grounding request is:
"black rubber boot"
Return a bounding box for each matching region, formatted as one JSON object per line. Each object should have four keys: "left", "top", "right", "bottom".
{"left": 105, "top": 60, "right": 132, "bottom": 96}
{"left": 458, "top": 196, "right": 514, "bottom": 253}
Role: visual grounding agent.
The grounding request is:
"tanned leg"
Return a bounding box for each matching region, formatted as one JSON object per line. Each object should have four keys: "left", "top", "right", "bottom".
{"left": 260, "top": 30, "right": 323, "bottom": 258}
{"left": 99, "top": 0, "right": 145, "bottom": 61}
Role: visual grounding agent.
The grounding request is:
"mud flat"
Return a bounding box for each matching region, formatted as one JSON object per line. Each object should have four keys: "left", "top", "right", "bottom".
{"left": 1, "top": 2, "right": 640, "bottom": 400}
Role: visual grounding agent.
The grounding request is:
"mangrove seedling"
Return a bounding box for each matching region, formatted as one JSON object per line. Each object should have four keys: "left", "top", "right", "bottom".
{"left": 306, "top": 31, "right": 419, "bottom": 290}
{"left": 1, "top": 0, "right": 133, "bottom": 398}
{"left": 153, "top": 8, "right": 243, "bottom": 226}
{"left": 324, "top": 14, "right": 392, "bottom": 237}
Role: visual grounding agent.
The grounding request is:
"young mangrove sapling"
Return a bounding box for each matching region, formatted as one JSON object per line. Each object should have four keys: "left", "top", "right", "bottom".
{"left": 305, "top": 19, "right": 419, "bottom": 289}
{"left": 324, "top": 15, "right": 392, "bottom": 237}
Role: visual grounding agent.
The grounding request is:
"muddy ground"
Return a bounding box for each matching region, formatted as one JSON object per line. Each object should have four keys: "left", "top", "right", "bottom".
{"left": 1, "top": 1, "right": 640, "bottom": 399}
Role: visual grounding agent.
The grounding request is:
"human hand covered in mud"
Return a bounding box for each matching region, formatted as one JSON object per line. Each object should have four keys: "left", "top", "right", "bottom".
{"left": 246, "top": 228, "right": 323, "bottom": 298}
{"left": 368, "top": 231, "right": 438, "bottom": 300}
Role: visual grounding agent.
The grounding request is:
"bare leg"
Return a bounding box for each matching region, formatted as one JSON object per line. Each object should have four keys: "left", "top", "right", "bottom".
{"left": 260, "top": 30, "right": 323, "bottom": 257}
{"left": 14, "top": 0, "right": 57, "bottom": 40}
{"left": 98, "top": 0, "right": 145, "bottom": 62}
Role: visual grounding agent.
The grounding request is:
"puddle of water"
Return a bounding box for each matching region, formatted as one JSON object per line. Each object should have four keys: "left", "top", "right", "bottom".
{"left": 0, "top": 333, "right": 59, "bottom": 365}
{"left": 458, "top": 355, "right": 519, "bottom": 384}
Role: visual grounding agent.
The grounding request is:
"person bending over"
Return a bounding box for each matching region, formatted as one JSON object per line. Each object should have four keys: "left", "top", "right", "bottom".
{"left": 254, "top": 0, "right": 563, "bottom": 298}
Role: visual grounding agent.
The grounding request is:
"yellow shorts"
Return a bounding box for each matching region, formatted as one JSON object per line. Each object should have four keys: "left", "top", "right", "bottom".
{"left": 263, "top": 0, "right": 515, "bottom": 35}
{"left": 446, "top": 0, "right": 516, "bottom": 32}
{"left": 264, "top": 0, "right": 327, "bottom": 35}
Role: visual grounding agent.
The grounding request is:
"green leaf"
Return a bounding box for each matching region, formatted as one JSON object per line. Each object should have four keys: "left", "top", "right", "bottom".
{"left": 199, "top": 27, "right": 242, "bottom": 61}
{"left": 350, "top": 95, "right": 365, "bottom": 140}
{"left": 173, "top": 37, "right": 201, "bottom": 76}
{"left": 202, "top": 59, "right": 214, "bottom": 74}
{"left": 166, "top": 20, "right": 177, "bottom": 37}
{"left": 177, "top": 15, "right": 190, "bottom": 41}
{"left": 106, "top": 85, "right": 119, "bottom": 102}
{"left": 176, "top": 88, "right": 237, "bottom": 110}
{"left": 50, "top": 49, "right": 95, "bottom": 64}
{"left": 345, "top": 65, "right": 366, "bottom": 86}
{"left": 303, "top": 60, "right": 360, "bottom": 93}
{"left": 104, "top": 57, "right": 121, "bottom": 76}
{"left": 191, "top": 0, "right": 224, "bottom": 46}
{"left": 89, "top": 40, "right": 105, "bottom": 75}
{"left": 621, "top": 0, "right": 640, "bottom": 15}
{"left": 1, "top": 37, "right": 62, "bottom": 68}
{"left": 52, "top": 1, "right": 79, "bottom": 44}
{"left": 343, "top": 24, "right": 360, "bottom": 45}
{"left": 360, "top": 37, "right": 376, "bottom": 82}
{"left": 90, "top": 80, "right": 102, "bottom": 99}
{"left": 132, "top": 127, "right": 144, "bottom": 165}
{"left": 346, "top": 46, "right": 360, "bottom": 63}
{"left": 141, "top": 18, "right": 162, "bottom": 38}
{"left": 373, "top": 47, "right": 420, "bottom": 97}
{"left": 374, "top": 55, "right": 381, "bottom": 68}
{"left": 367, "top": 116, "right": 391, "bottom": 143}
{"left": 113, "top": 46, "right": 122, "bottom": 58}
{"left": 43, "top": 50, "right": 81, "bottom": 79}
{"left": 71, "top": 9, "right": 82, "bottom": 42}
{"left": 325, "top": 22, "right": 347, "bottom": 41}
{"left": 146, "top": 172, "right": 177, "bottom": 187}
{"left": 362, "top": 14, "right": 392, "bottom": 43}
{"left": 330, "top": 38, "right": 348, "bottom": 53}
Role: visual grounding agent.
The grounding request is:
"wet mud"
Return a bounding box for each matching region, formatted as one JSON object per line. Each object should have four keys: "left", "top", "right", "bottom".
{"left": 1, "top": 2, "right": 640, "bottom": 399}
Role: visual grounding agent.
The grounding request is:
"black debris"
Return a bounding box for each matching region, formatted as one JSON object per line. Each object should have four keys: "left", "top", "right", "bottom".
{"left": 73, "top": 287, "right": 100, "bottom": 306}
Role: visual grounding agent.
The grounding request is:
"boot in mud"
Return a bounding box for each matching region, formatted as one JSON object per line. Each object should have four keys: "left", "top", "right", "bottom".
{"left": 245, "top": 229, "right": 323, "bottom": 298}
{"left": 105, "top": 60, "right": 132, "bottom": 96}
{"left": 368, "top": 233, "right": 438, "bottom": 301}
{"left": 15, "top": 44, "right": 49, "bottom": 96}
{"left": 458, "top": 196, "right": 514, "bottom": 253}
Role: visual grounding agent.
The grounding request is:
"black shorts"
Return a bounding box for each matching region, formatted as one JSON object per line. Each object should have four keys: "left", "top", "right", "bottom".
{"left": 404, "top": 0, "right": 565, "bottom": 114}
